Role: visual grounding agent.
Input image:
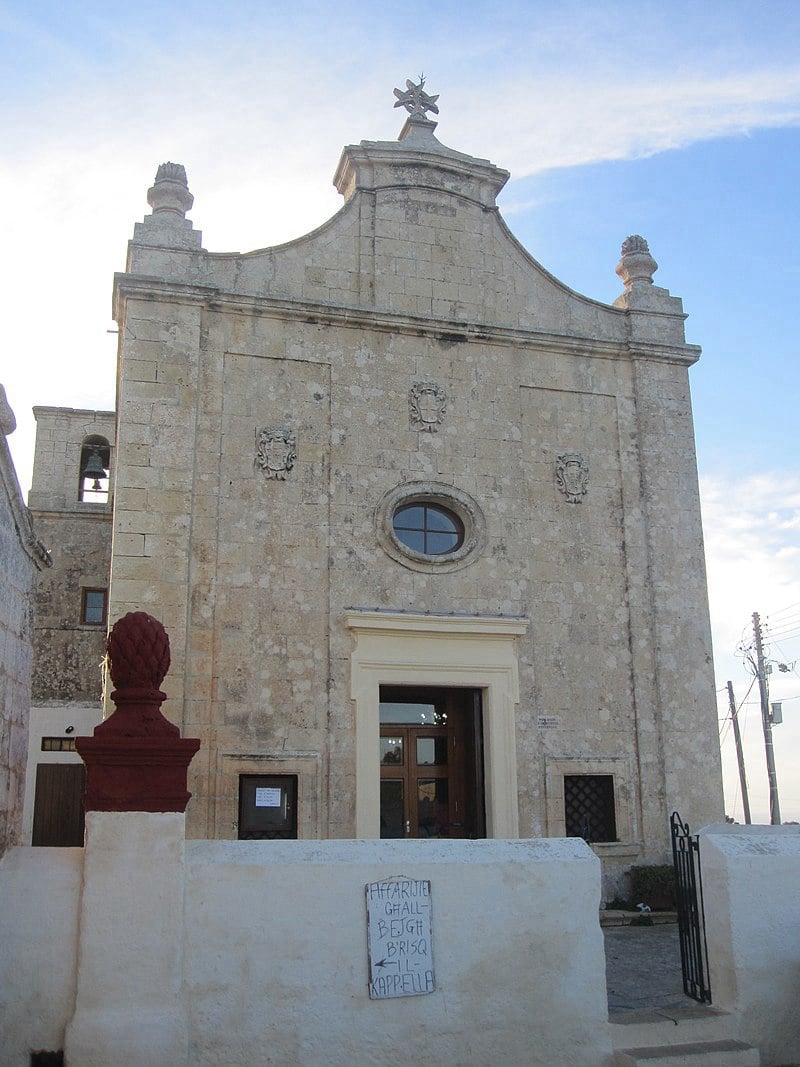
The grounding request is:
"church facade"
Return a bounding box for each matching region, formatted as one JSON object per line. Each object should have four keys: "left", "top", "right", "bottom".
{"left": 32, "top": 83, "right": 724, "bottom": 890}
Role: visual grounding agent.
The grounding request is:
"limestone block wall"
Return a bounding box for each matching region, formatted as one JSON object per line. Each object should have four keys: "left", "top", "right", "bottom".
{"left": 30, "top": 510, "right": 111, "bottom": 703}
{"left": 0, "top": 508, "right": 37, "bottom": 852}
{"left": 0, "top": 390, "right": 49, "bottom": 854}
{"left": 28, "top": 406, "right": 115, "bottom": 514}
{"left": 28, "top": 407, "right": 114, "bottom": 706}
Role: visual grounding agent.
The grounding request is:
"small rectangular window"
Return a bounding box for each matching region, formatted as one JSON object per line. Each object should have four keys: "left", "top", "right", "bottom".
{"left": 564, "top": 774, "right": 617, "bottom": 843}
{"left": 81, "top": 588, "right": 107, "bottom": 626}
{"left": 41, "top": 737, "right": 77, "bottom": 752}
{"left": 238, "top": 774, "right": 298, "bottom": 840}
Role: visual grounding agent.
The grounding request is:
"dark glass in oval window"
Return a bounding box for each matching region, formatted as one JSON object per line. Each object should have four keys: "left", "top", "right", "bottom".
{"left": 393, "top": 503, "right": 464, "bottom": 555}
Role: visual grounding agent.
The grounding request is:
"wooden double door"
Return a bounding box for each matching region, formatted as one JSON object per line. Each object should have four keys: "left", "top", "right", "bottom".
{"left": 379, "top": 686, "right": 485, "bottom": 839}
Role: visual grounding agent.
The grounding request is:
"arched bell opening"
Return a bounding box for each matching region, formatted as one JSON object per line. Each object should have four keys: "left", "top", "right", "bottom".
{"left": 78, "top": 435, "right": 111, "bottom": 503}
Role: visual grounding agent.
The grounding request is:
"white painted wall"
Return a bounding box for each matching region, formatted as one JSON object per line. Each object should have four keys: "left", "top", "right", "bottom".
{"left": 0, "top": 820, "right": 615, "bottom": 1066}
{"left": 183, "top": 837, "right": 613, "bottom": 1066}
{"left": 700, "top": 824, "right": 800, "bottom": 1067}
{"left": 5, "top": 819, "right": 800, "bottom": 1065}
{"left": 0, "top": 847, "right": 83, "bottom": 1056}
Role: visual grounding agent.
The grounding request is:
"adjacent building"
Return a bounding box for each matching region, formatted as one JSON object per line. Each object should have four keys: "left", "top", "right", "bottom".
{"left": 0, "top": 385, "right": 50, "bottom": 855}
{"left": 22, "top": 406, "right": 113, "bottom": 845}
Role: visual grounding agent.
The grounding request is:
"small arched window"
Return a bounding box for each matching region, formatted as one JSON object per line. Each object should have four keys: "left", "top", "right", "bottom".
{"left": 78, "top": 436, "right": 111, "bottom": 503}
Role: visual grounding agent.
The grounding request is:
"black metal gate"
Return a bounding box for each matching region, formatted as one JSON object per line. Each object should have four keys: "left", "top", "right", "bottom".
{"left": 670, "top": 811, "right": 712, "bottom": 1003}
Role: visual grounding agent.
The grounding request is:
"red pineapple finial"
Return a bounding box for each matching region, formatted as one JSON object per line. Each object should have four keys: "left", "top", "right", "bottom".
{"left": 107, "top": 611, "right": 171, "bottom": 690}
{"left": 76, "top": 612, "right": 200, "bottom": 811}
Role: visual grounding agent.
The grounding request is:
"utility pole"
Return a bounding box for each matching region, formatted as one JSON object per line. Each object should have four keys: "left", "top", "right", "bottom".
{"left": 726, "top": 681, "right": 751, "bottom": 824}
{"left": 752, "top": 612, "right": 781, "bottom": 825}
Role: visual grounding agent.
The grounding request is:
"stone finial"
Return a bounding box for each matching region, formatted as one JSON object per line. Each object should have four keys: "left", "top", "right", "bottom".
{"left": 615, "top": 234, "right": 658, "bottom": 292}
{"left": 147, "top": 161, "right": 194, "bottom": 218}
{"left": 76, "top": 612, "right": 200, "bottom": 812}
{"left": 0, "top": 384, "right": 16, "bottom": 436}
{"left": 107, "top": 611, "right": 171, "bottom": 692}
{"left": 393, "top": 75, "right": 440, "bottom": 119}
{"left": 394, "top": 75, "right": 440, "bottom": 142}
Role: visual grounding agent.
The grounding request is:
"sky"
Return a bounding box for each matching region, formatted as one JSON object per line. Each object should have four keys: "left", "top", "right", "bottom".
{"left": 2, "top": 0, "right": 799, "bottom": 824}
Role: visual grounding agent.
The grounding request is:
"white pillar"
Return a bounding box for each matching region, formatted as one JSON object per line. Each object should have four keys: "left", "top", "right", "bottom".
{"left": 65, "top": 811, "right": 189, "bottom": 1066}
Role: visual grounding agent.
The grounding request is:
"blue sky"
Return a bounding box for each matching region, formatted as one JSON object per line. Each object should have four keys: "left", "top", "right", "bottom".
{"left": 2, "top": 0, "right": 799, "bottom": 822}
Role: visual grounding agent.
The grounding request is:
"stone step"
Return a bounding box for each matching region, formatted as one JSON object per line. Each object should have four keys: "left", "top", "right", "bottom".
{"left": 614, "top": 1038, "right": 760, "bottom": 1066}
{"left": 601, "top": 909, "right": 678, "bottom": 927}
{"left": 610, "top": 1006, "right": 737, "bottom": 1050}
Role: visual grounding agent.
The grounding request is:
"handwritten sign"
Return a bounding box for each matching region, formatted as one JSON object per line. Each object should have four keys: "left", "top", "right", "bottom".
{"left": 365, "top": 878, "right": 434, "bottom": 999}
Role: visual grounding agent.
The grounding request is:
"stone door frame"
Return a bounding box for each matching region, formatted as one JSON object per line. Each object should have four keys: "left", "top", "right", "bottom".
{"left": 345, "top": 610, "right": 527, "bottom": 839}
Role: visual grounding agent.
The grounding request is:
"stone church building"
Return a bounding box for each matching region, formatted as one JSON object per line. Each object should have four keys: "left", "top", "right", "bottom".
{"left": 26, "top": 82, "right": 724, "bottom": 891}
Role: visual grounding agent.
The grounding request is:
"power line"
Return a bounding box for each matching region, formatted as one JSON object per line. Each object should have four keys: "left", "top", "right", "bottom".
{"left": 768, "top": 606, "right": 800, "bottom": 623}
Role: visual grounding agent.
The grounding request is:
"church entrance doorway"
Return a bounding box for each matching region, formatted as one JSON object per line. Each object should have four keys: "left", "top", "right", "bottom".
{"left": 379, "top": 686, "right": 485, "bottom": 839}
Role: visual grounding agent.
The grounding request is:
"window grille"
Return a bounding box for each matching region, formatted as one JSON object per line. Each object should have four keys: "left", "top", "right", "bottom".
{"left": 564, "top": 774, "right": 617, "bottom": 842}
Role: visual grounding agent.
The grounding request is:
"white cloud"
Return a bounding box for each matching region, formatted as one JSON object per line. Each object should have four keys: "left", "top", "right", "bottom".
{"left": 700, "top": 471, "right": 800, "bottom": 823}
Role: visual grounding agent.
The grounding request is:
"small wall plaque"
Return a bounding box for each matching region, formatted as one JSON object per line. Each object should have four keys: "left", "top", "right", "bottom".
{"left": 254, "top": 787, "right": 282, "bottom": 808}
{"left": 366, "top": 877, "right": 434, "bottom": 999}
{"left": 537, "top": 715, "right": 561, "bottom": 729}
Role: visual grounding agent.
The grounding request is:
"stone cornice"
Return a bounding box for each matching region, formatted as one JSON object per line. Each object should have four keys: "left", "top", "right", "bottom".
{"left": 343, "top": 609, "right": 529, "bottom": 638}
{"left": 333, "top": 138, "right": 510, "bottom": 207}
{"left": 28, "top": 506, "right": 113, "bottom": 521}
{"left": 0, "top": 435, "right": 51, "bottom": 570}
{"left": 114, "top": 273, "right": 702, "bottom": 367}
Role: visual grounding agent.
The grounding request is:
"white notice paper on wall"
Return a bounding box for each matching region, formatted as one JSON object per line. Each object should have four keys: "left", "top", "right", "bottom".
{"left": 254, "top": 787, "right": 282, "bottom": 808}
{"left": 366, "top": 877, "right": 434, "bottom": 999}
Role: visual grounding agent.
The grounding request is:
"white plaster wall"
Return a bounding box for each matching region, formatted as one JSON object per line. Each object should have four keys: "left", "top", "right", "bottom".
{"left": 65, "top": 812, "right": 191, "bottom": 1067}
{"left": 0, "top": 829, "right": 613, "bottom": 1065}
{"left": 0, "top": 847, "right": 82, "bottom": 1060}
{"left": 700, "top": 824, "right": 800, "bottom": 1067}
{"left": 183, "top": 838, "right": 613, "bottom": 1067}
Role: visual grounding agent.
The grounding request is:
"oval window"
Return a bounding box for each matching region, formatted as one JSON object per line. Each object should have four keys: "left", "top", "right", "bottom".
{"left": 392, "top": 503, "right": 465, "bottom": 556}
{"left": 376, "top": 481, "right": 486, "bottom": 572}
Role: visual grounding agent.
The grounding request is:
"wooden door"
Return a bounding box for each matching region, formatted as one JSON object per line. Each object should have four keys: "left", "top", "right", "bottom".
{"left": 31, "top": 763, "right": 86, "bottom": 846}
{"left": 379, "top": 688, "right": 484, "bottom": 839}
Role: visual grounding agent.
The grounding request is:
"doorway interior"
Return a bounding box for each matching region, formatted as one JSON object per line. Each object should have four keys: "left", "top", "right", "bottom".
{"left": 379, "top": 686, "right": 485, "bottom": 839}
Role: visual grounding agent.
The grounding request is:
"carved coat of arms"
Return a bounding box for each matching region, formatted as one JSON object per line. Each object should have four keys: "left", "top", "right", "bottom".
{"left": 256, "top": 427, "right": 297, "bottom": 480}
{"left": 409, "top": 382, "right": 447, "bottom": 433}
{"left": 556, "top": 452, "right": 589, "bottom": 503}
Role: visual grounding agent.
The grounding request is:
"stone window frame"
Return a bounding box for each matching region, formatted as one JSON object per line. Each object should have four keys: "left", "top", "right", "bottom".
{"left": 215, "top": 752, "right": 321, "bottom": 840}
{"left": 81, "top": 587, "right": 108, "bottom": 627}
{"left": 375, "top": 480, "right": 486, "bottom": 573}
{"left": 544, "top": 754, "right": 638, "bottom": 856}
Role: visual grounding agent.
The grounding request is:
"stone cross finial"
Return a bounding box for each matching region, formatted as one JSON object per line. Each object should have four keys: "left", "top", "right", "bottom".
{"left": 615, "top": 234, "right": 658, "bottom": 291}
{"left": 393, "top": 75, "right": 440, "bottom": 119}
